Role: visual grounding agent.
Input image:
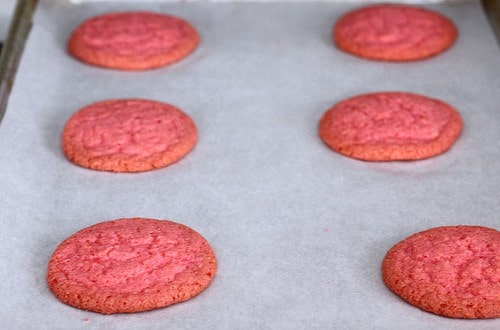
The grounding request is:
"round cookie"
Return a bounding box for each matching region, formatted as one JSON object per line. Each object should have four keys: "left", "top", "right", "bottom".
{"left": 68, "top": 11, "right": 199, "bottom": 70}
{"left": 47, "top": 218, "right": 217, "bottom": 314}
{"left": 382, "top": 226, "right": 499, "bottom": 319}
{"left": 62, "top": 99, "right": 197, "bottom": 172}
{"left": 333, "top": 4, "right": 457, "bottom": 61}
{"left": 318, "top": 92, "right": 462, "bottom": 161}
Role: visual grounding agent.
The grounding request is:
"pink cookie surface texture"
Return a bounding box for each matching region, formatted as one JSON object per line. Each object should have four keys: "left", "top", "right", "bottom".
{"left": 47, "top": 218, "right": 217, "bottom": 314}
{"left": 382, "top": 226, "right": 499, "bottom": 319}
{"left": 62, "top": 99, "right": 197, "bottom": 172}
{"left": 318, "top": 92, "right": 462, "bottom": 161}
{"left": 68, "top": 11, "right": 199, "bottom": 70}
{"left": 333, "top": 4, "right": 457, "bottom": 61}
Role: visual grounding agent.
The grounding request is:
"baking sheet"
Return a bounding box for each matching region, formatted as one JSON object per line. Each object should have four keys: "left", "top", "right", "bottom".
{"left": 0, "top": 0, "right": 499, "bottom": 329}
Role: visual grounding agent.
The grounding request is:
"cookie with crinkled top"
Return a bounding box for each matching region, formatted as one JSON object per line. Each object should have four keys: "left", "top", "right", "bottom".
{"left": 318, "top": 92, "right": 462, "bottom": 161}
{"left": 382, "top": 225, "right": 500, "bottom": 319}
{"left": 68, "top": 11, "right": 199, "bottom": 70}
{"left": 333, "top": 4, "right": 457, "bottom": 61}
{"left": 62, "top": 99, "right": 197, "bottom": 172}
{"left": 47, "top": 218, "right": 217, "bottom": 314}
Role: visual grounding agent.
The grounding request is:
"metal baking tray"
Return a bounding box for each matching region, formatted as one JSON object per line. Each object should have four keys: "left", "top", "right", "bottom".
{"left": 0, "top": 1, "right": 499, "bottom": 329}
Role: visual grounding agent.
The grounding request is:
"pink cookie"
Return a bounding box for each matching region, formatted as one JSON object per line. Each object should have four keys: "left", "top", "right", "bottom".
{"left": 47, "top": 218, "right": 217, "bottom": 314}
{"left": 333, "top": 4, "right": 457, "bottom": 61}
{"left": 382, "top": 225, "right": 500, "bottom": 318}
{"left": 68, "top": 11, "right": 199, "bottom": 70}
{"left": 62, "top": 99, "right": 197, "bottom": 172}
{"left": 318, "top": 92, "right": 462, "bottom": 161}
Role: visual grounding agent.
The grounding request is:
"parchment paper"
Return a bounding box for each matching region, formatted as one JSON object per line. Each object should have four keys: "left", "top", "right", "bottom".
{"left": 0, "top": 0, "right": 499, "bottom": 329}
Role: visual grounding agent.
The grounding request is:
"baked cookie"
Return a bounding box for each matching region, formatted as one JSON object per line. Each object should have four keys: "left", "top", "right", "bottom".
{"left": 318, "top": 92, "right": 462, "bottom": 161}
{"left": 62, "top": 99, "right": 197, "bottom": 172}
{"left": 382, "top": 225, "right": 499, "bottom": 319}
{"left": 47, "top": 218, "right": 217, "bottom": 314}
{"left": 68, "top": 11, "right": 199, "bottom": 70}
{"left": 333, "top": 4, "right": 457, "bottom": 61}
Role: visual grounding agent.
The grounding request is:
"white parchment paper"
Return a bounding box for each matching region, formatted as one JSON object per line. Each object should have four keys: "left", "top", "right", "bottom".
{"left": 0, "top": 0, "right": 499, "bottom": 329}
